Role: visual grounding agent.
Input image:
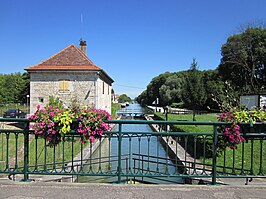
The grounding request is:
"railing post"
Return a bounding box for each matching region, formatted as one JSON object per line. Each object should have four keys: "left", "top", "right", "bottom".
{"left": 22, "top": 121, "right": 30, "bottom": 182}
{"left": 117, "top": 123, "right": 122, "bottom": 183}
{"left": 211, "top": 125, "right": 218, "bottom": 185}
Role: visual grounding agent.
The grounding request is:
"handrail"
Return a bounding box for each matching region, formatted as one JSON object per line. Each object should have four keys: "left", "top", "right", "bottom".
{"left": 0, "top": 118, "right": 265, "bottom": 185}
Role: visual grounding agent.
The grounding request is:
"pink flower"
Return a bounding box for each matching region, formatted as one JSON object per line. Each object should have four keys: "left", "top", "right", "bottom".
{"left": 46, "top": 136, "right": 52, "bottom": 141}
{"left": 49, "top": 112, "right": 54, "bottom": 117}
{"left": 90, "top": 136, "right": 95, "bottom": 142}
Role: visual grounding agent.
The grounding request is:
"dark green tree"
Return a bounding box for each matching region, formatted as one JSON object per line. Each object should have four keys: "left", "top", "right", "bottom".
{"left": 159, "top": 74, "right": 182, "bottom": 106}
{"left": 0, "top": 72, "right": 30, "bottom": 104}
{"left": 118, "top": 94, "right": 131, "bottom": 103}
{"left": 19, "top": 72, "right": 30, "bottom": 103}
{"left": 218, "top": 27, "right": 266, "bottom": 94}
{"left": 136, "top": 72, "right": 186, "bottom": 106}
{"left": 181, "top": 59, "right": 207, "bottom": 121}
{"left": 145, "top": 72, "right": 173, "bottom": 106}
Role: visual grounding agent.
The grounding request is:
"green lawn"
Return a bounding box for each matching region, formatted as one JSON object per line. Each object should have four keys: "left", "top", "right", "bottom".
{"left": 0, "top": 133, "right": 24, "bottom": 170}
{"left": 155, "top": 112, "right": 266, "bottom": 175}
{"left": 205, "top": 139, "right": 266, "bottom": 175}
{"left": 0, "top": 132, "right": 89, "bottom": 172}
{"left": 155, "top": 112, "right": 218, "bottom": 133}
{"left": 28, "top": 135, "right": 90, "bottom": 171}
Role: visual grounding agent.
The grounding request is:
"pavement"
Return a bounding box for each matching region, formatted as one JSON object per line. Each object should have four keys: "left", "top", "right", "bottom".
{"left": 1, "top": 177, "right": 266, "bottom": 199}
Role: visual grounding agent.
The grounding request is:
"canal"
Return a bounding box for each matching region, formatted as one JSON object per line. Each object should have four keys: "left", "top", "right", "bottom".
{"left": 78, "top": 103, "right": 183, "bottom": 184}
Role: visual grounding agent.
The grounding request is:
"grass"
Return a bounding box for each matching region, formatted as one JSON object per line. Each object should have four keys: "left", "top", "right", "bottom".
{"left": 0, "top": 123, "right": 91, "bottom": 172}
{"left": 1, "top": 110, "right": 265, "bottom": 177}
{"left": 205, "top": 139, "right": 266, "bottom": 175}
{"left": 155, "top": 112, "right": 266, "bottom": 175}
{"left": 111, "top": 103, "right": 120, "bottom": 117}
{"left": 155, "top": 112, "right": 218, "bottom": 133}
{"left": 28, "top": 135, "right": 90, "bottom": 171}
{"left": 0, "top": 132, "right": 25, "bottom": 170}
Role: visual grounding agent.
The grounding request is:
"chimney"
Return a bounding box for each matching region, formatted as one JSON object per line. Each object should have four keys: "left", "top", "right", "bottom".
{"left": 79, "top": 39, "right": 87, "bottom": 55}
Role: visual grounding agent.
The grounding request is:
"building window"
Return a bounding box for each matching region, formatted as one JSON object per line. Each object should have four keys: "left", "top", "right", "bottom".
{"left": 59, "top": 80, "right": 70, "bottom": 92}
{"left": 103, "top": 82, "right": 105, "bottom": 94}
{"left": 108, "top": 85, "right": 110, "bottom": 95}
{"left": 38, "top": 97, "right": 44, "bottom": 103}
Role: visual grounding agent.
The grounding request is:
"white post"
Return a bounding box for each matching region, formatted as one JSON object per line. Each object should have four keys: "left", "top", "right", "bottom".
{"left": 26, "top": 95, "right": 30, "bottom": 115}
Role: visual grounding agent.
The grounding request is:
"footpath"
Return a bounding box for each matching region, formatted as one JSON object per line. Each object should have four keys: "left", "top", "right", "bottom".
{"left": 0, "top": 178, "right": 266, "bottom": 199}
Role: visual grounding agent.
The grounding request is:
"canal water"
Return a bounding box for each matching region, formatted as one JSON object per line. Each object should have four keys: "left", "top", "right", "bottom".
{"left": 78, "top": 103, "right": 183, "bottom": 184}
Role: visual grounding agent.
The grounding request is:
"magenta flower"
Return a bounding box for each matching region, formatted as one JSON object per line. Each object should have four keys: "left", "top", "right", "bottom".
{"left": 30, "top": 102, "right": 111, "bottom": 146}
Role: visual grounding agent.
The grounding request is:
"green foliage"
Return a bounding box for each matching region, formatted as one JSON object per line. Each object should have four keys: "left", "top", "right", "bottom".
{"left": 54, "top": 110, "right": 73, "bottom": 135}
{"left": 111, "top": 103, "right": 120, "bottom": 116}
{"left": 170, "top": 102, "right": 184, "bottom": 108}
{"left": 137, "top": 71, "right": 185, "bottom": 106}
{"left": 159, "top": 74, "right": 182, "bottom": 106}
{"left": 218, "top": 27, "right": 266, "bottom": 93}
{"left": 48, "top": 96, "right": 63, "bottom": 109}
{"left": 0, "top": 72, "right": 30, "bottom": 104}
{"left": 181, "top": 59, "right": 207, "bottom": 120}
{"left": 210, "top": 81, "right": 239, "bottom": 112}
{"left": 29, "top": 97, "right": 112, "bottom": 147}
{"left": 118, "top": 94, "right": 131, "bottom": 103}
{"left": 137, "top": 27, "right": 266, "bottom": 114}
{"left": 234, "top": 109, "right": 266, "bottom": 123}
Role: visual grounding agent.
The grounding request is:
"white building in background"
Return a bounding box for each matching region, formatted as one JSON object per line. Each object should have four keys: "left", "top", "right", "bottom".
{"left": 25, "top": 40, "right": 114, "bottom": 114}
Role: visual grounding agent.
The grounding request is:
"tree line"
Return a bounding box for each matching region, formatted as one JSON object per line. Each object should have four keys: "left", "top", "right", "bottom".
{"left": 1, "top": 27, "right": 265, "bottom": 111}
{"left": 0, "top": 72, "right": 29, "bottom": 105}
{"left": 137, "top": 27, "right": 266, "bottom": 112}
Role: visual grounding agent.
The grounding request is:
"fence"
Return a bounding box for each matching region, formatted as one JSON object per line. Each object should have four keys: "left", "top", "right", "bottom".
{"left": 0, "top": 118, "right": 265, "bottom": 185}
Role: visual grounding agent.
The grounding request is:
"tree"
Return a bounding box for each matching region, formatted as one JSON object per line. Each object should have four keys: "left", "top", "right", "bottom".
{"left": 136, "top": 90, "right": 148, "bottom": 106}
{"left": 0, "top": 72, "right": 29, "bottom": 104}
{"left": 145, "top": 72, "right": 173, "bottom": 106}
{"left": 159, "top": 74, "right": 182, "bottom": 106}
{"left": 118, "top": 94, "right": 131, "bottom": 103}
{"left": 136, "top": 72, "right": 186, "bottom": 106}
{"left": 218, "top": 27, "right": 266, "bottom": 94}
{"left": 181, "top": 59, "right": 207, "bottom": 121}
{"left": 19, "top": 72, "right": 30, "bottom": 103}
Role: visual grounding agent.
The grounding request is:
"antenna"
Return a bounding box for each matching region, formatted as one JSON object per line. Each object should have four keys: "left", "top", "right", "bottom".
{"left": 80, "top": 13, "right": 83, "bottom": 40}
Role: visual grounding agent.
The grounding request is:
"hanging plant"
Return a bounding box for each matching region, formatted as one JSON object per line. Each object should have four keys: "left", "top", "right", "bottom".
{"left": 28, "top": 103, "right": 112, "bottom": 147}
{"left": 217, "top": 109, "right": 266, "bottom": 149}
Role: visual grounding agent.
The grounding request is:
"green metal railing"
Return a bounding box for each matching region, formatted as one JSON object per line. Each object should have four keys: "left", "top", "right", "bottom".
{"left": 0, "top": 118, "right": 265, "bottom": 185}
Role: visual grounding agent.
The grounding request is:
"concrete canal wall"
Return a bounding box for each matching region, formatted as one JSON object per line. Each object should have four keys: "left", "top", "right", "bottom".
{"left": 144, "top": 114, "right": 211, "bottom": 184}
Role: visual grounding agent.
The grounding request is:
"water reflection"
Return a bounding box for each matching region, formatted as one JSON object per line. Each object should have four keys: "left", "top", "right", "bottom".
{"left": 78, "top": 104, "right": 183, "bottom": 184}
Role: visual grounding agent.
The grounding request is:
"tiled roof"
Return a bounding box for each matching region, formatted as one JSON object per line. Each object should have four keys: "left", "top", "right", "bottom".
{"left": 25, "top": 44, "right": 101, "bottom": 71}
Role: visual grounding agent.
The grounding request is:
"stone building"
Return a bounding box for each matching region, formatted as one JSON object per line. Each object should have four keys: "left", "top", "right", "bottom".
{"left": 25, "top": 41, "right": 114, "bottom": 114}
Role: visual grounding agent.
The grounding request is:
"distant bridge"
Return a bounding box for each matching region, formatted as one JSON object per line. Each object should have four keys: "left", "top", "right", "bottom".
{"left": 116, "top": 109, "right": 145, "bottom": 118}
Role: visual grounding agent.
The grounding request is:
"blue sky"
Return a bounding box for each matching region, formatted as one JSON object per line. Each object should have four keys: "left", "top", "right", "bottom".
{"left": 0, "top": 0, "right": 265, "bottom": 98}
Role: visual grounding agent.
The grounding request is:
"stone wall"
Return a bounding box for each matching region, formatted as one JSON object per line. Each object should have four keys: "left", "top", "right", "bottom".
{"left": 29, "top": 70, "right": 112, "bottom": 114}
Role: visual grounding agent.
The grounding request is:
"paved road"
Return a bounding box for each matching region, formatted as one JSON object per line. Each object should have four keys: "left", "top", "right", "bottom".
{"left": 1, "top": 180, "right": 266, "bottom": 199}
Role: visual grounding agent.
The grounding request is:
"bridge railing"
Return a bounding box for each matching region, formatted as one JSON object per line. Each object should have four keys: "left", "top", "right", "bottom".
{"left": 0, "top": 118, "right": 265, "bottom": 185}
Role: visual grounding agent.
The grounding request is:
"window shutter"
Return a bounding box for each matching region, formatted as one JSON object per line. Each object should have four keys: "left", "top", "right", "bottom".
{"left": 59, "top": 80, "right": 69, "bottom": 92}
{"left": 64, "top": 80, "right": 69, "bottom": 91}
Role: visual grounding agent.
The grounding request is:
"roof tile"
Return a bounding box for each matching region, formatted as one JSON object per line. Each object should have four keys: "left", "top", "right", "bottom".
{"left": 25, "top": 44, "right": 101, "bottom": 71}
